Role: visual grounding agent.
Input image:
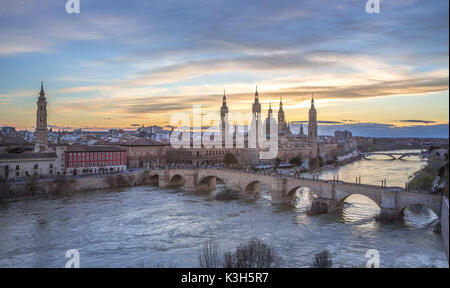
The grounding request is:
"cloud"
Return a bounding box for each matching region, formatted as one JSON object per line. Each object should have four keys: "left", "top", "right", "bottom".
{"left": 291, "top": 120, "right": 343, "bottom": 124}
{"left": 394, "top": 120, "right": 437, "bottom": 124}
{"left": 0, "top": 0, "right": 448, "bottom": 132}
{"left": 290, "top": 122, "right": 450, "bottom": 138}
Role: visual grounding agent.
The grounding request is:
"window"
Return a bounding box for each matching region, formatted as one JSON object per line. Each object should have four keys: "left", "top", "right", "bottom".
{"left": 34, "top": 164, "right": 38, "bottom": 169}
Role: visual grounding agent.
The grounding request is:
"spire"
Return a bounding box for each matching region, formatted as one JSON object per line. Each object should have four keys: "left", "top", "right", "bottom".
{"left": 39, "top": 81, "right": 45, "bottom": 97}
{"left": 221, "top": 90, "right": 228, "bottom": 112}
{"left": 252, "top": 85, "right": 261, "bottom": 114}
{"left": 38, "top": 81, "right": 46, "bottom": 100}
{"left": 310, "top": 92, "right": 315, "bottom": 110}
{"left": 279, "top": 96, "right": 283, "bottom": 110}
{"left": 299, "top": 123, "right": 304, "bottom": 136}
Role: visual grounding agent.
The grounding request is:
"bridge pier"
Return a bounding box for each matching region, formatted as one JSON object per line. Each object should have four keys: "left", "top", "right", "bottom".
{"left": 158, "top": 170, "right": 170, "bottom": 187}
{"left": 380, "top": 190, "right": 402, "bottom": 220}
{"left": 181, "top": 173, "right": 198, "bottom": 192}
{"left": 312, "top": 198, "right": 342, "bottom": 214}
{"left": 198, "top": 176, "right": 217, "bottom": 193}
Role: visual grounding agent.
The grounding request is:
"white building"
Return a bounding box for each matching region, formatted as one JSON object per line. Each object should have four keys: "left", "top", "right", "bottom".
{"left": 0, "top": 152, "right": 58, "bottom": 180}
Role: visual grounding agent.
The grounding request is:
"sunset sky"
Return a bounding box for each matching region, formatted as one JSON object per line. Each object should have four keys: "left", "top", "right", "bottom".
{"left": 0, "top": 0, "right": 448, "bottom": 137}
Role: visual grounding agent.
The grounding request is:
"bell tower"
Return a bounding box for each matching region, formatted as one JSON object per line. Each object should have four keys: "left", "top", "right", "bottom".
{"left": 220, "top": 90, "right": 229, "bottom": 146}
{"left": 35, "top": 82, "right": 48, "bottom": 150}
{"left": 308, "top": 93, "right": 318, "bottom": 158}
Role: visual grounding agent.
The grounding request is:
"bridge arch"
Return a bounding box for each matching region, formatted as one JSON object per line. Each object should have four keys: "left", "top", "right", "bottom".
{"left": 287, "top": 186, "right": 320, "bottom": 212}
{"left": 198, "top": 175, "right": 226, "bottom": 185}
{"left": 336, "top": 193, "right": 381, "bottom": 208}
{"left": 169, "top": 174, "right": 186, "bottom": 187}
{"left": 243, "top": 181, "right": 262, "bottom": 199}
{"left": 286, "top": 185, "right": 319, "bottom": 202}
{"left": 149, "top": 174, "right": 159, "bottom": 186}
{"left": 364, "top": 154, "right": 396, "bottom": 160}
{"left": 400, "top": 203, "right": 440, "bottom": 220}
{"left": 197, "top": 175, "right": 227, "bottom": 192}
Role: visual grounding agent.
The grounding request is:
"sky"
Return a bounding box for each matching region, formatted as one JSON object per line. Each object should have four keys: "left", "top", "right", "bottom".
{"left": 0, "top": 0, "right": 448, "bottom": 137}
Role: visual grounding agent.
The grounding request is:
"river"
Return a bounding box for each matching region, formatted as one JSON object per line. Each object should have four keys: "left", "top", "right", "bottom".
{"left": 0, "top": 150, "right": 447, "bottom": 267}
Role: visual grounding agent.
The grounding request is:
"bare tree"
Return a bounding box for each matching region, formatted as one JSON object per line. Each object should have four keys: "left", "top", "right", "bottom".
{"left": 198, "top": 240, "right": 221, "bottom": 268}
{"left": 222, "top": 238, "right": 277, "bottom": 268}
{"left": 312, "top": 250, "right": 332, "bottom": 268}
{"left": 0, "top": 176, "right": 11, "bottom": 201}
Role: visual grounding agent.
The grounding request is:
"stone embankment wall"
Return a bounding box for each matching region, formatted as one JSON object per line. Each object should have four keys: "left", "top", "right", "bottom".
{"left": 2, "top": 171, "right": 152, "bottom": 201}
{"left": 336, "top": 154, "right": 363, "bottom": 166}
{"left": 441, "top": 197, "right": 449, "bottom": 262}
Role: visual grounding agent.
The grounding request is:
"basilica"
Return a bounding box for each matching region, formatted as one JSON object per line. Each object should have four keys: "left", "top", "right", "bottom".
{"left": 168, "top": 87, "right": 339, "bottom": 166}
{"left": 216, "top": 87, "right": 320, "bottom": 165}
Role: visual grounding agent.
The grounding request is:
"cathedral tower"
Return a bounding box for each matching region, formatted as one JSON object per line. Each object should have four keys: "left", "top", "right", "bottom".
{"left": 278, "top": 97, "right": 288, "bottom": 132}
{"left": 35, "top": 82, "right": 48, "bottom": 150}
{"left": 265, "top": 101, "right": 274, "bottom": 138}
{"left": 220, "top": 90, "right": 229, "bottom": 146}
{"left": 308, "top": 93, "right": 318, "bottom": 158}
{"left": 251, "top": 86, "right": 262, "bottom": 148}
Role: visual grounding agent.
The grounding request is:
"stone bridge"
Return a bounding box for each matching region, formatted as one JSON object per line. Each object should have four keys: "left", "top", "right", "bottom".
{"left": 363, "top": 152, "right": 425, "bottom": 160}
{"left": 147, "top": 168, "right": 443, "bottom": 219}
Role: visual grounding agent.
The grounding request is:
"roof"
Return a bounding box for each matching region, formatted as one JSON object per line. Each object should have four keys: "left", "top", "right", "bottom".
{"left": 65, "top": 145, "right": 127, "bottom": 152}
{"left": 0, "top": 135, "right": 31, "bottom": 146}
{"left": 118, "top": 139, "right": 166, "bottom": 146}
{"left": 0, "top": 152, "right": 57, "bottom": 160}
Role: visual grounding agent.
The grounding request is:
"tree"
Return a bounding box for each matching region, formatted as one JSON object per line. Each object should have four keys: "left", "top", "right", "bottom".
{"left": 318, "top": 156, "right": 324, "bottom": 167}
{"left": 197, "top": 238, "right": 278, "bottom": 268}
{"left": 312, "top": 250, "right": 332, "bottom": 268}
{"left": 223, "top": 153, "right": 238, "bottom": 167}
{"left": 0, "top": 176, "right": 11, "bottom": 201}
{"left": 273, "top": 157, "right": 281, "bottom": 172}
{"left": 25, "top": 175, "right": 38, "bottom": 197}
{"left": 223, "top": 238, "right": 277, "bottom": 268}
{"left": 289, "top": 156, "right": 303, "bottom": 167}
{"left": 198, "top": 240, "right": 221, "bottom": 268}
{"left": 309, "top": 157, "right": 320, "bottom": 170}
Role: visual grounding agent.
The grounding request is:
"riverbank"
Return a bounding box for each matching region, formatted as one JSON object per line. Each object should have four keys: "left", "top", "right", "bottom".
{"left": 408, "top": 154, "right": 448, "bottom": 196}
{"left": 0, "top": 171, "right": 155, "bottom": 203}
{"left": 322, "top": 152, "right": 363, "bottom": 171}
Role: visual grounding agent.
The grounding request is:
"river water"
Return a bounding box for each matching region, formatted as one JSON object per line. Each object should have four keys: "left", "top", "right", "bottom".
{"left": 0, "top": 150, "right": 448, "bottom": 268}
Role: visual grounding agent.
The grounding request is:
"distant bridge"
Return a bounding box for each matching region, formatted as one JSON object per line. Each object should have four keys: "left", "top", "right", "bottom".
{"left": 147, "top": 168, "right": 442, "bottom": 220}
{"left": 363, "top": 151, "right": 426, "bottom": 160}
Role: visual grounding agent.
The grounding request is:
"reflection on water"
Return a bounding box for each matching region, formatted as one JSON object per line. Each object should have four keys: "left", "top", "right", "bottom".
{"left": 306, "top": 149, "right": 427, "bottom": 187}
{"left": 291, "top": 187, "right": 318, "bottom": 213}
{"left": 340, "top": 195, "right": 380, "bottom": 224}
{"left": 403, "top": 205, "right": 439, "bottom": 229}
{"left": 0, "top": 150, "right": 447, "bottom": 268}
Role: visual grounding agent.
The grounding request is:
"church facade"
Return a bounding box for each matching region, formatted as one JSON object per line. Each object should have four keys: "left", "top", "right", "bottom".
{"left": 168, "top": 87, "right": 323, "bottom": 166}
{"left": 218, "top": 87, "right": 319, "bottom": 164}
